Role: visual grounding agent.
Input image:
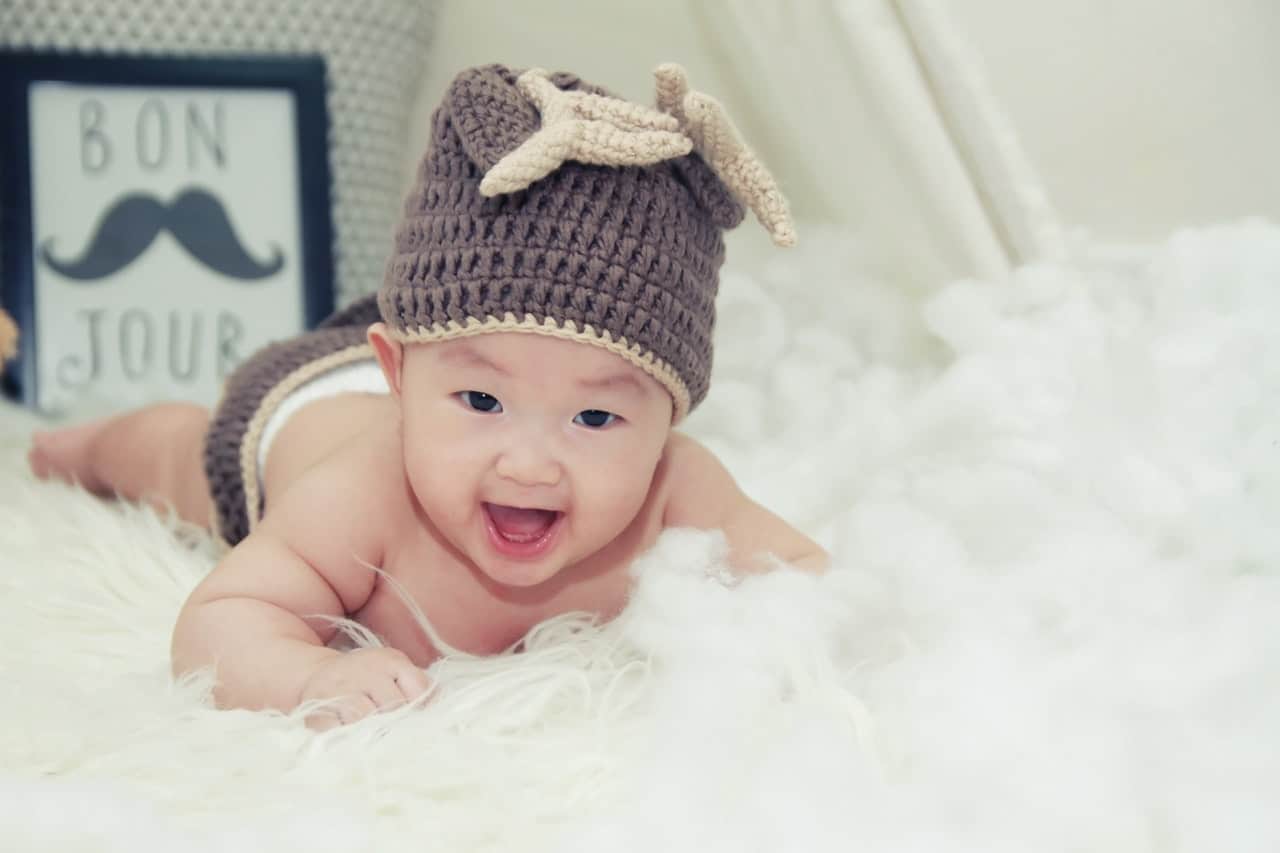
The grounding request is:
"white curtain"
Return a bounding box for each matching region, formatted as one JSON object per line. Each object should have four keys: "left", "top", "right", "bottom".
{"left": 691, "top": 0, "right": 1064, "bottom": 289}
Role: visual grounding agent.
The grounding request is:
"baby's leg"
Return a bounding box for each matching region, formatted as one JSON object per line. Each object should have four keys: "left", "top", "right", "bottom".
{"left": 28, "top": 402, "right": 213, "bottom": 528}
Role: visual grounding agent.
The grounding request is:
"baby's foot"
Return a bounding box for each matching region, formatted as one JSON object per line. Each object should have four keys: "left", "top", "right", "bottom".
{"left": 27, "top": 418, "right": 109, "bottom": 492}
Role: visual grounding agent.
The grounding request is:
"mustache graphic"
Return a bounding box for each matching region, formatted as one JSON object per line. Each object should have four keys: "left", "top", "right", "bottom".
{"left": 40, "top": 187, "right": 285, "bottom": 281}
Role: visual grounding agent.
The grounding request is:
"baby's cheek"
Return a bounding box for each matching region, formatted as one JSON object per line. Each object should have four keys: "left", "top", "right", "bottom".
{"left": 404, "top": 450, "right": 471, "bottom": 515}
{"left": 580, "top": 469, "right": 652, "bottom": 527}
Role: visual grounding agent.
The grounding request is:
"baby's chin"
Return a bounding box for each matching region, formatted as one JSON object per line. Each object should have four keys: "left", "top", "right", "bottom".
{"left": 474, "top": 558, "right": 568, "bottom": 589}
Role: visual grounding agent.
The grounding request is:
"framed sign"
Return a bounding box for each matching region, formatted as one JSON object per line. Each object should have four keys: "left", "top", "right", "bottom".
{"left": 0, "top": 51, "right": 334, "bottom": 412}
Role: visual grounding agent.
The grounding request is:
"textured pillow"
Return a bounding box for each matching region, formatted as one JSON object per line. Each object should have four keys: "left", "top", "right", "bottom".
{"left": 0, "top": 0, "right": 438, "bottom": 307}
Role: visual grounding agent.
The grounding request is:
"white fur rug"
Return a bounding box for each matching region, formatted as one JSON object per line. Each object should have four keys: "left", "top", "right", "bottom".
{"left": 2, "top": 223, "right": 1278, "bottom": 852}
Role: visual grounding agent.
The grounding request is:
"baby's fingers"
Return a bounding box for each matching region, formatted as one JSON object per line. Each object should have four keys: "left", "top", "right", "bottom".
{"left": 392, "top": 664, "right": 432, "bottom": 704}
{"left": 307, "top": 693, "right": 377, "bottom": 731}
{"left": 365, "top": 675, "right": 409, "bottom": 712}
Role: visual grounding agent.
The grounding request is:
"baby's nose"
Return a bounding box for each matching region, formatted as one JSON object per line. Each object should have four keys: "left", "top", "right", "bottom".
{"left": 495, "top": 446, "right": 562, "bottom": 487}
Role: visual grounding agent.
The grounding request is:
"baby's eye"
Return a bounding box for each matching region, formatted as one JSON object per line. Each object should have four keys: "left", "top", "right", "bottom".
{"left": 573, "top": 409, "right": 617, "bottom": 429}
{"left": 458, "top": 391, "right": 502, "bottom": 413}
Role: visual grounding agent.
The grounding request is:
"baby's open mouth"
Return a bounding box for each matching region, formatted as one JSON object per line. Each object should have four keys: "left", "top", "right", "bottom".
{"left": 483, "top": 502, "right": 563, "bottom": 546}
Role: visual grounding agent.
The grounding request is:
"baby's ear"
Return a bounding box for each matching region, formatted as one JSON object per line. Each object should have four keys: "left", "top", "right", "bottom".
{"left": 367, "top": 323, "right": 404, "bottom": 398}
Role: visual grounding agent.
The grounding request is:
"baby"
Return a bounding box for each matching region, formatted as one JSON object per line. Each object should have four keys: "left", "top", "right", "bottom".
{"left": 27, "top": 64, "right": 826, "bottom": 727}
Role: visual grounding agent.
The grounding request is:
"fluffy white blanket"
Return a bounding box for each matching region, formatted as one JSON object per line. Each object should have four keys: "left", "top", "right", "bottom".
{"left": 2, "top": 223, "right": 1277, "bottom": 852}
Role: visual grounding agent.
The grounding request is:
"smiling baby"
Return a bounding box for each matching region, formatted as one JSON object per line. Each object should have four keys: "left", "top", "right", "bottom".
{"left": 28, "top": 63, "right": 826, "bottom": 727}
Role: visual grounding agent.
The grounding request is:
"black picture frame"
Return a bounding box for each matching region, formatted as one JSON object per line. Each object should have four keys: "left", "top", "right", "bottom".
{"left": 0, "top": 50, "right": 334, "bottom": 407}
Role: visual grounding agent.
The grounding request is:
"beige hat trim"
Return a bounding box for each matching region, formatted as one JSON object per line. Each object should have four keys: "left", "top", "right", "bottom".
{"left": 390, "top": 312, "right": 691, "bottom": 421}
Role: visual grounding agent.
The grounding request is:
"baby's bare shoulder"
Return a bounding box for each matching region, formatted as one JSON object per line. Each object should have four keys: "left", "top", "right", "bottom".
{"left": 660, "top": 432, "right": 827, "bottom": 571}
{"left": 258, "top": 420, "right": 407, "bottom": 577}
{"left": 657, "top": 432, "right": 744, "bottom": 525}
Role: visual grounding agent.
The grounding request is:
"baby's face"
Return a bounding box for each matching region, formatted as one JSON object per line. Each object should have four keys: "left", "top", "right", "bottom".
{"left": 394, "top": 332, "right": 673, "bottom": 588}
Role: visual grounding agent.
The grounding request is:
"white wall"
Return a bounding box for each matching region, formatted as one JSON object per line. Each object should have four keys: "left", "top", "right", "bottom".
{"left": 939, "top": 0, "right": 1280, "bottom": 241}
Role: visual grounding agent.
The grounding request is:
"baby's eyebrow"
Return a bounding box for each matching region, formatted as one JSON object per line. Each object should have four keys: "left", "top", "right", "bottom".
{"left": 438, "top": 345, "right": 509, "bottom": 376}
{"left": 576, "top": 372, "right": 646, "bottom": 395}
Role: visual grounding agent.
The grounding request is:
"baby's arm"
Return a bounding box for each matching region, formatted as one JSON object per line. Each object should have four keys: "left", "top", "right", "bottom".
{"left": 662, "top": 434, "right": 829, "bottom": 573}
{"left": 171, "top": 526, "right": 360, "bottom": 712}
{"left": 171, "top": 449, "right": 425, "bottom": 720}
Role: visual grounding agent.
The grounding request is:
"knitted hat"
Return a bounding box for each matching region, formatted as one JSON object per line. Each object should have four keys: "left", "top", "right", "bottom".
{"left": 378, "top": 63, "right": 793, "bottom": 420}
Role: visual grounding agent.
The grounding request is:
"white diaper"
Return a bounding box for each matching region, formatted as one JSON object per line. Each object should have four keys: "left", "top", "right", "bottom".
{"left": 255, "top": 359, "right": 389, "bottom": 491}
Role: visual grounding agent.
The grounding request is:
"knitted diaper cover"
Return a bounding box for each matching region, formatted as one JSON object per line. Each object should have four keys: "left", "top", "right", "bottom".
{"left": 203, "top": 294, "right": 385, "bottom": 547}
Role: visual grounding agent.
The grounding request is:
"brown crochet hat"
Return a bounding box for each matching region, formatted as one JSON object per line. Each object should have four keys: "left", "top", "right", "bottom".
{"left": 378, "top": 63, "right": 794, "bottom": 419}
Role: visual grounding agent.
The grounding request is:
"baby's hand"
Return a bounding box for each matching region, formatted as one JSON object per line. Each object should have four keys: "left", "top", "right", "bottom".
{"left": 298, "top": 647, "right": 431, "bottom": 730}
